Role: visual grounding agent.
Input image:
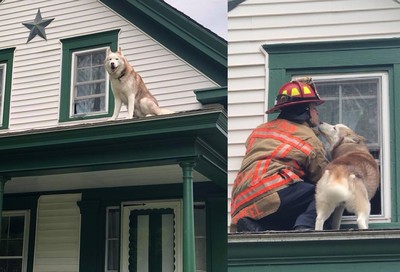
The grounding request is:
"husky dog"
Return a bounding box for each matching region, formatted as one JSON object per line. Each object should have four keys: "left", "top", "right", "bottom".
{"left": 104, "top": 47, "right": 174, "bottom": 119}
{"left": 315, "top": 123, "right": 379, "bottom": 230}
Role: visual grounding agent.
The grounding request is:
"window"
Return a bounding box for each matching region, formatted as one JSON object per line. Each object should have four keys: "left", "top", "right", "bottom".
{"left": 311, "top": 73, "right": 391, "bottom": 224}
{"left": 194, "top": 204, "right": 207, "bottom": 272}
{"left": 0, "top": 48, "right": 14, "bottom": 129}
{"left": 0, "top": 211, "right": 29, "bottom": 272}
{"left": 72, "top": 48, "right": 108, "bottom": 116}
{"left": 60, "top": 30, "right": 118, "bottom": 122}
{"left": 106, "top": 201, "right": 207, "bottom": 272}
{"left": 264, "top": 38, "right": 400, "bottom": 228}
{"left": 105, "top": 207, "right": 120, "bottom": 272}
{"left": 0, "top": 64, "right": 5, "bottom": 124}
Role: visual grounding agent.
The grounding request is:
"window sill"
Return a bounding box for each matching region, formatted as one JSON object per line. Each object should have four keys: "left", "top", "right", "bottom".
{"left": 228, "top": 228, "right": 400, "bottom": 243}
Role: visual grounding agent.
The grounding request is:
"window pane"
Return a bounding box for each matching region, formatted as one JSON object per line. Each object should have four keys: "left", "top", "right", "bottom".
{"left": 1, "top": 216, "right": 9, "bottom": 239}
{"left": 92, "top": 66, "right": 105, "bottom": 80}
{"left": 9, "top": 216, "right": 25, "bottom": 239}
{"left": 107, "top": 209, "right": 120, "bottom": 239}
{"left": 107, "top": 240, "right": 119, "bottom": 270}
{"left": 6, "top": 240, "right": 23, "bottom": 256}
{"left": 77, "top": 54, "right": 91, "bottom": 68}
{"left": 77, "top": 68, "right": 91, "bottom": 82}
{"left": 76, "top": 84, "right": 92, "bottom": 97}
{"left": 92, "top": 83, "right": 105, "bottom": 95}
{"left": 0, "top": 240, "right": 7, "bottom": 256}
{"left": 0, "top": 258, "right": 22, "bottom": 272}
{"left": 343, "top": 98, "right": 377, "bottom": 144}
{"left": 74, "top": 97, "right": 105, "bottom": 114}
{"left": 92, "top": 51, "right": 106, "bottom": 65}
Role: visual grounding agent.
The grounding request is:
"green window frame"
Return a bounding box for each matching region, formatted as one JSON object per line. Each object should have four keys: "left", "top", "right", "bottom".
{"left": 264, "top": 38, "right": 400, "bottom": 228}
{"left": 0, "top": 48, "right": 14, "bottom": 129}
{"left": 59, "top": 30, "right": 118, "bottom": 122}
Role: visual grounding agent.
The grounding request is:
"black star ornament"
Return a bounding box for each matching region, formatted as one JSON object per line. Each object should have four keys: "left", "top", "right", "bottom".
{"left": 22, "top": 9, "right": 54, "bottom": 43}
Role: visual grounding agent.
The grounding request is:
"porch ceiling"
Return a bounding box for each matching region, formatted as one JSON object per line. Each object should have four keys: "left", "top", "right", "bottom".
{"left": 4, "top": 164, "right": 209, "bottom": 194}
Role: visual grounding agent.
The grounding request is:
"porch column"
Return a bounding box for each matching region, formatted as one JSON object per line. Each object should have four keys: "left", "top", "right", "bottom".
{"left": 179, "top": 161, "right": 196, "bottom": 271}
{"left": 0, "top": 176, "right": 10, "bottom": 236}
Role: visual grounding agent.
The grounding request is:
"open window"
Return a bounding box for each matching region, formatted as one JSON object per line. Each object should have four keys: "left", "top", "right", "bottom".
{"left": 71, "top": 48, "right": 109, "bottom": 117}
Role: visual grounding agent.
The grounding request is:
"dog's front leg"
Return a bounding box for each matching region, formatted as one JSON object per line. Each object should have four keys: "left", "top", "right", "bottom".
{"left": 127, "top": 94, "right": 135, "bottom": 118}
{"left": 109, "top": 97, "right": 122, "bottom": 120}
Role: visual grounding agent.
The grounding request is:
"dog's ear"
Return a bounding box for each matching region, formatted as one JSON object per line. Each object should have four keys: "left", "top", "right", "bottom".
{"left": 106, "top": 47, "right": 110, "bottom": 55}
{"left": 118, "top": 47, "right": 122, "bottom": 54}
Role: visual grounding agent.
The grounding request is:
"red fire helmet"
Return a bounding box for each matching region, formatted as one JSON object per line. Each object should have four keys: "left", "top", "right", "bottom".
{"left": 266, "top": 80, "right": 324, "bottom": 114}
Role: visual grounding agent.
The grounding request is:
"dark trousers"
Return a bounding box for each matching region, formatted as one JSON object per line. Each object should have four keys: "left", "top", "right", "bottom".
{"left": 258, "top": 182, "right": 317, "bottom": 230}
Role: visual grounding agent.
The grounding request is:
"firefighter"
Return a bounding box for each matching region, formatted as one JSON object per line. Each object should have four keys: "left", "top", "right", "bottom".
{"left": 231, "top": 78, "right": 329, "bottom": 231}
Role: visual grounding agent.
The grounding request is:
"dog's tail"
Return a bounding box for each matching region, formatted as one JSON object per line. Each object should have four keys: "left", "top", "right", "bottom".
{"left": 317, "top": 170, "right": 351, "bottom": 204}
{"left": 156, "top": 108, "right": 175, "bottom": 115}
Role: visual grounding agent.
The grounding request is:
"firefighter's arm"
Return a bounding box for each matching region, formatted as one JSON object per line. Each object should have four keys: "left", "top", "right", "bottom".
{"left": 304, "top": 139, "right": 329, "bottom": 184}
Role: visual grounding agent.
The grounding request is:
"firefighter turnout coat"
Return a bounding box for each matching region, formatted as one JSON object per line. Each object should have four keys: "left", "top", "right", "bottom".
{"left": 231, "top": 118, "right": 328, "bottom": 227}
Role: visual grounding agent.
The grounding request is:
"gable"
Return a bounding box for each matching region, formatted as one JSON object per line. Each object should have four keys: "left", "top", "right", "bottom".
{"left": 99, "top": 0, "right": 227, "bottom": 87}
{"left": 0, "top": 0, "right": 226, "bottom": 131}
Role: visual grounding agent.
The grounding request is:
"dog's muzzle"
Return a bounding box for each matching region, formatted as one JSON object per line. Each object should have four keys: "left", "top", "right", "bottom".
{"left": 110, "top": 62, "right": 116, "bottom": 70}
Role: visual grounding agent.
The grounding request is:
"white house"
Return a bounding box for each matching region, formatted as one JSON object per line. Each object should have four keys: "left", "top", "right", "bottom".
{"left": 0, "top": 1, "right": 227, "bottom": 272}
{"left": 228, "top": 0, "right": 400, "bottom": 270}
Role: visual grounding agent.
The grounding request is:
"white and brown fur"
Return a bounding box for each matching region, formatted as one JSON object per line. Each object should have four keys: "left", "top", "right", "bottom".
{"left": 104, "top": 47, "right": 174, "bottom": 119}
{"left": 315, "top": 123, "right": 379, "bottom": 230}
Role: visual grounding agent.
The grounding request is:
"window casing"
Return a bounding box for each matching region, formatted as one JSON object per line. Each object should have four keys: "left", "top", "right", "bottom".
{"left": 60, "top": 30, "right": 118, "bottom": 122}
{"left": 264, "top": 38, "right": 400, "bottom": 228}
{"left": 0, "top": 211, "right": 30, "bottom": 272}
{"left": 0, "top": 64, "right": 5, "bottom": 125}
{"left": 0, "top": 47, "right": 14, "bottom": 129}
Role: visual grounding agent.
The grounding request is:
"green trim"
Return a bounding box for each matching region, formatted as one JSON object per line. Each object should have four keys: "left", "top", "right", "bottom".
{"left": 228, "top": 231, "right": 400, "bottom": 271}
{"left": 264, "top": 38, "right": 399, "bottom": 225}
{"left": 0, "top": 109, "right": 227, "bottom": 186}
{"left": 99, "top": 0, "right": 227, "bottom": 86}
{"left": 194, "top": 86, "right": 227, "bottom": 109}
{"left": 59, "top": 30, "right": 118, "bottom": 122}
{"left": 0, "top": 48, "right": 14, "bottom": 129}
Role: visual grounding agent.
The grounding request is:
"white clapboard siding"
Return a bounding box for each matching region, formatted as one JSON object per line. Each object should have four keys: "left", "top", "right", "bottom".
{"left": 227, "top": 0, "right": 400, "bottom": 227}
{"left": 33, "top": 193, "right": 81, "bottom": 272}
{"left": 0, "top": 0, "right": 218, "bottom": 131}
